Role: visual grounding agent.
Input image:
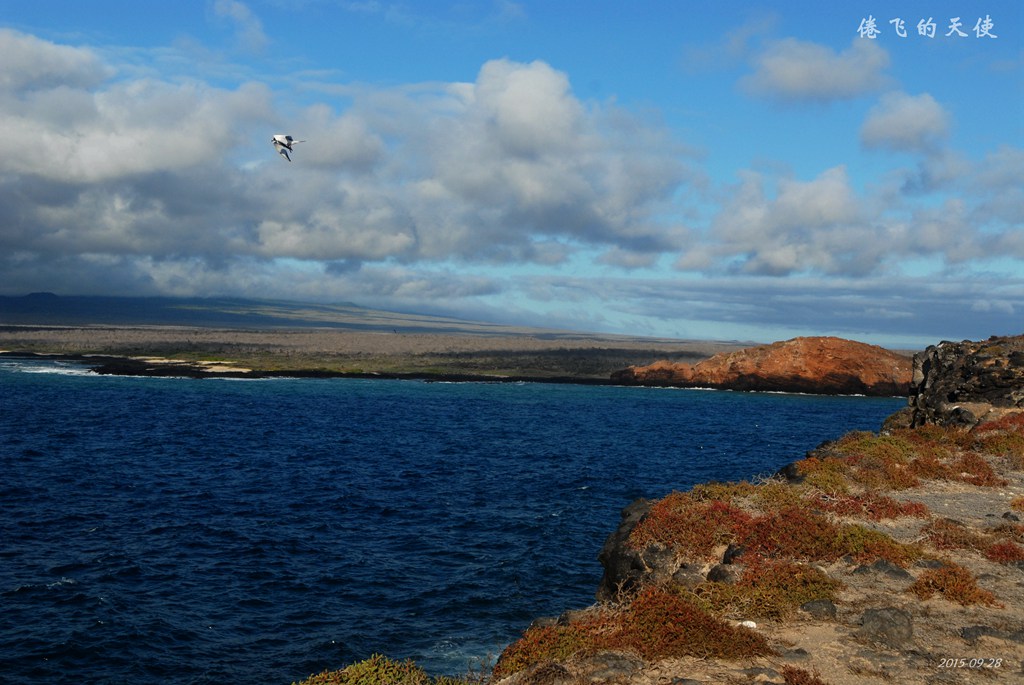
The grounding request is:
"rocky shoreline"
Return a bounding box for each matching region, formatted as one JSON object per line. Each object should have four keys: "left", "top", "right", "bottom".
{"left": 1, "top": 328, "right": 917, "bottom": 396}
{"left": 0, "top": 325, "right": 745, "bottom": 383}
{"left": 0, "top": 351, "right": 621, "bottom": 385}
{"left": 484, "top": 335, "right": 1024, "bottom": 685}
{"left": 292, "top": 335, "right": 1024, "bottom": 685}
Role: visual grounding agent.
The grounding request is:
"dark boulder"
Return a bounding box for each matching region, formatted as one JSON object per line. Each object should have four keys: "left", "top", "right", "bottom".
{"left": 858, "top": 607, "right": 914, "bottom": 648}
{"left": 596, "top": 499, "right": 653, "bottom": 601}
{"left": 800, "top": 599, "right": 837, "bottom": 620}
{"left": 905, "top": 335, "right": 1024, "bottom": 428}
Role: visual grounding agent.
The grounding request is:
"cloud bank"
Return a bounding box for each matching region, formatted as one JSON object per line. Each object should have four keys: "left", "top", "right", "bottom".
{"left": 0, "top": 22, "right": 1019, "bottom": 347}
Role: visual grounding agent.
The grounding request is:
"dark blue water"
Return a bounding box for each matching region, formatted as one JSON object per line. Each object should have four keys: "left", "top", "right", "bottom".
{"left": 0, "top": 356, "right": 903, "bottom": 684}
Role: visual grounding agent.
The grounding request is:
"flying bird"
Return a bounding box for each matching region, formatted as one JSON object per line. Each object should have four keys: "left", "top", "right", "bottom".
{"left": 271, "top": 134, "right": 304, "bottom": 162}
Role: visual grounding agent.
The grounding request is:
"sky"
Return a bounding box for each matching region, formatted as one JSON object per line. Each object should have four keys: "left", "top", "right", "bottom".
{"left": 0, "top": 1, "right": 1021, "bottom": 347}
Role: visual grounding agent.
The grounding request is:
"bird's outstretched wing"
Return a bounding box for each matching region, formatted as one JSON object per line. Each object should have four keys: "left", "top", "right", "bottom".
{"left": 271, "top": 134, "right": 304, "bottom": 161}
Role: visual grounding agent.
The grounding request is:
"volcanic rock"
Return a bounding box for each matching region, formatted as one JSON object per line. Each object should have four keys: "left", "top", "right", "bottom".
{"left": 800, "top": 599, "right": 837, "bottom": 620}
{"left": 858, "top": 607, "right": 914, "bottom": 648}
{"left": 900, "top": 334, "right": 1024, "bottom": 428}
{"left": 611, "top": 336, "right": 911, "bottom": 396}
{"left": 596, "top": 499, "right": 656, "bottom": 601}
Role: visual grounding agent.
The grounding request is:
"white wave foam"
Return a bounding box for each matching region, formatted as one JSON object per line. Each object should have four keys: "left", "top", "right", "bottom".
{"left": 1, "top": 360, "right": 95, "bottom": 376}
{"left": 46, "top": 577, "right": 78, "bottom": 589}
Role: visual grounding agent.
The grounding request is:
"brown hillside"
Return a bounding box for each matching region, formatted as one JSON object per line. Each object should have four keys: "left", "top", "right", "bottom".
{"left": 612, "top": 336, "right": 912, "bottom": 396}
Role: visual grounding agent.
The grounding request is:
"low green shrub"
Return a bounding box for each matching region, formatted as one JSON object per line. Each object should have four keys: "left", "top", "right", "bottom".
{"left": 691, "top": 559, "right": 841, "bottom": 621}
{"left": 293, "top": 654, "right": 475, "bottom": 685}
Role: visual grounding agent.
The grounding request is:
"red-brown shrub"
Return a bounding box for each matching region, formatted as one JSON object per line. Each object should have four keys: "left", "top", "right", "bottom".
{"left": 738, "top": 506, "right": 846, "bottom": 561}
{"left": 628, "top": 492, "right": 753, "bottom": 558}
{"left": 907, "top": 563, "right": 1000, "bottom": 606}
{"left": 985, "top": 541, "right": 1024, "bottom": 564}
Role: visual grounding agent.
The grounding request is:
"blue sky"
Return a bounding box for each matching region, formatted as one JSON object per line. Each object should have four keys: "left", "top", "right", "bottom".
{"left": 0, "top": 1, "right": 1020, "bottom": 347}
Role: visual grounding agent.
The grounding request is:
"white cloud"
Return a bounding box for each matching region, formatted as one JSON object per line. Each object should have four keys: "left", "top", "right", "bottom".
{"left": 282, "top": 104, "right": 385, "bottom": 171}
{"left": 0, "top": 31, "right": 688, "bottom": 273}
{"left": 382, "top": 58, "right": 688, "bottom": 260}
{"left": 473, "top": 58, "right": 583, "bottom": 158}
{"left": 905, "top": 199, "right": 984, "bottom": 263}
{"left": 0, "top": 29, "right": 109, "bottom": 92}
{"left": 222, "top": 57, "right": 690, "bottom": 266}
{"left": 742, "top": 38, "right": 890, "bottom": 102}
{"left": 0, "top": 24, "right": 1019, "bottom": 346}
{"left": 861, "top": 92, "right": 950, "bottom": 152}
{"left": 212, "top": 0, "right": 269, "bottom": 53}
{"left": 681, "top": 12, "right": 778, "bottom": 72}
{"left": 0, "top": 78, "right": 273, "bottom": 182}
{"left": 495, "top": 1, "right": 527, "bottom": 21}
{"left": 709, "top": 166, "right": 878, "bottom": 275}
{"left": 0, "top": 29, "right": 275, "bottom": 185}
{"left": 695, "top": 158, "right": 1024, "bottom": 280}
{"left": 897, "top": 149, "right": 970, "bottom": 195}
{"left": 970, "top": 145, "right": 1024, "bottom": 225}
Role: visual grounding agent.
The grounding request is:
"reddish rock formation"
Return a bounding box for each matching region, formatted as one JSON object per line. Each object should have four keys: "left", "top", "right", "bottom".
{"left": 611, "top": 336, "right": 912, "bottom": 396}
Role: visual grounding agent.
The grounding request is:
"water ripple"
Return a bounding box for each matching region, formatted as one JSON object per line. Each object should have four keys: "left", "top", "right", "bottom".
{"left": 0, "top": 359, "right": 903, "bottom": 682}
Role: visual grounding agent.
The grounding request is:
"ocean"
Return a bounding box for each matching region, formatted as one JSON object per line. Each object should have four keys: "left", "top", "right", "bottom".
{"left": 0, "top": 355, "right": 905, "bottom": 684}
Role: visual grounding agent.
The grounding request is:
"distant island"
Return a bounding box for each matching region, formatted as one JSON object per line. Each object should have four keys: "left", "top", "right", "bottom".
{"left": 612, "top": 336, "right": 913, "bottom": 397}
{"left": 1, "top": 295, "right": 914, "bottom": 394}
{"left": 0, "top": 294, "right": 750, "bottom": 382}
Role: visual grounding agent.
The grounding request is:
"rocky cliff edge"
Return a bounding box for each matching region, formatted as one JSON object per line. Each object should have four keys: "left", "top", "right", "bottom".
{"left": 611, "top": 336, "right": 912, "bottom": 397}
{"left": 885, "top": 335, "right": 1024, "bottom": 430}
{"left": 490, "top": 336, "right": 1024, "bottom": 685}
{"left": 295, "top": 335, "right": 1024, "bottom": 685}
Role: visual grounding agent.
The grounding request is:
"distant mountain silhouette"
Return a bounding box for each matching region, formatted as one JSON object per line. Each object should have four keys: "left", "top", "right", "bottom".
{"left": 0, "top": 294, "right": 553, "bottom": 336}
